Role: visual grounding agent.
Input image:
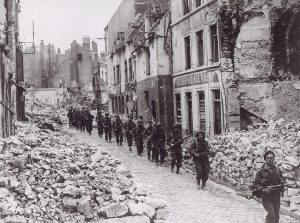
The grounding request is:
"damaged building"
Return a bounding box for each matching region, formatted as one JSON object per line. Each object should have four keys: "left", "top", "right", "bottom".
{"left": 0, "top": 0, "right": 22, "bottom": 138}
{"left": 105, "top": 0, "right": 173, "bottom": 129}
{"left": 171, "top": 0, "right": 300, "bottom": 137}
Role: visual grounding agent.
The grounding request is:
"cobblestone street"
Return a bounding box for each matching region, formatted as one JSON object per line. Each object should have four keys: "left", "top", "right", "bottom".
{"left": 65, "top": 127, "right": 299, "bottom": 223}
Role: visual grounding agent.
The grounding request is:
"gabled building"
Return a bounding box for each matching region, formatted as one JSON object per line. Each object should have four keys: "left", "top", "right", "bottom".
{"left": 105, "top": 0, "right": 173, "bottom": 129}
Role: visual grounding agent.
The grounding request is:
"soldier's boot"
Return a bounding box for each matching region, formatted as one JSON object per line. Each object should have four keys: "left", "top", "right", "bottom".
{"left": 176, "top": 167, "right": 180, "bottom": 174}
{"left": 129, "top": 147, "right": 132, "bottom": 151}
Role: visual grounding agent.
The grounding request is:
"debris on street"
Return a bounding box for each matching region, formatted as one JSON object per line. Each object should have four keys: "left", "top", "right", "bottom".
{"left": 0, "top": 121, "right": 168, "bottom": 223}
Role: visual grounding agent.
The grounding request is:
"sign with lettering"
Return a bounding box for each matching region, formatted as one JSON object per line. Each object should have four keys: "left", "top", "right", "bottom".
{"left": 174, "top": 70, "right": 219, "bottom": 88}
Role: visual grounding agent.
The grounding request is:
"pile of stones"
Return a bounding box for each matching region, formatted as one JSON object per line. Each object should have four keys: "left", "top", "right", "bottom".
{"left": 0, "top": 122, "right": 168, "bottom": 223}
{"left": 182, "top": 118, "right": 300, "bottom": 215}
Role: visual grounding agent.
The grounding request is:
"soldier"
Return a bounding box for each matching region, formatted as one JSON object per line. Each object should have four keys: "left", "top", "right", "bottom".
{"left": 188, "top": 132, "right": 211, "bottom": 189}
{"left": 114, "top": 115, "right": 123, "bottom": 146}
{"left": 252, "top": 151, "right": 284, "bottom": 223}
{"left": 151, "top": 122, "right": 166, "bottom": 166}
{"left": 103, "top": 113, "right": 112, "bottom": 142}
{"left": 135, "top": 119, "right": 145, "bottom": 155}
{"left": 96, "top": 112, "right": 104, "bottom": 137}
{"left": 167, "top": 124, "right": 183, "bottom": 174}
{"left": 86, "top": 110, "right": 94, "bottom": 135}
{"left": 145, "top": 120, "right": 154, "bottom": 161}
{"left": 67, "top": 107, "right": 74, "bottom": 127}
{"left": 124, "top": 115, "right": 135, "bottom": 151}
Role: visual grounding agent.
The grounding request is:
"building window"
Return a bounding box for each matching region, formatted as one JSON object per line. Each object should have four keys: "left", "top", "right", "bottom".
{"left": 77, "top": 53, "right": 82, "bottom": 61}
{"left": 196, "top": 0, "right": 202, "bottom": 7}
{"left": 210, "top": 24, "right": 219, "bottom": 63}
{"left": 144, "top": 91, "right": 149, "bottom": 107}
{"left": 213, "top": 89, "right": 222, "bottom": 135}
{"left": 184, "top": 36, "right": 191, "bottom": 69}
{"left": 186, "top": 92, "right": 193, "bottom": 134}
{"left": 113, "top": 66, "right": 116, "bottom": 85}
{"left": 145, "top": 48, "right": 150, "bottom": 76}
{"left": 175, "top": 94, "right": 181, "bottom": 123}
{"left": 124, "top": 60, "right": 128, "bottom": 83}
{"left": 196, "top": 30, "right": 204, "bottom": 66}
{"left": 129, "top": 58, "right": 132, "bottom": 81}
{"left": 133, "top": 59, "right": 136, "bottom": 81}
{"left": 116, "top": 64, "right": 120, "bottom": 85}
{"left": 183, "top": 0, "right": 191, "bottom": 15}
{"left": 198, "top": 91, "right": 206, "bottom": 132}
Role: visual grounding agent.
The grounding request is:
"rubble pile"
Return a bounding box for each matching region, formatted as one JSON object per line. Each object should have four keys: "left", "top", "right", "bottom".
{"left": 0, "top": 122, "right": 168, "bottom": 223}
{"left": 183, "top": 119, "right": 300, "bottom": 214}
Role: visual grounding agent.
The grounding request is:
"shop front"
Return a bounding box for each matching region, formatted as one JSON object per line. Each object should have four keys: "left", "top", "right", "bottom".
{"left": 173, "top": 69, "right": 224, "bottom": 137}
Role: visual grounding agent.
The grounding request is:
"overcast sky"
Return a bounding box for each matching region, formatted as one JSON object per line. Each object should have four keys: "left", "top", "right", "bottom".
{"left": 19, "top": 0, "right": 123, "bottom": 53}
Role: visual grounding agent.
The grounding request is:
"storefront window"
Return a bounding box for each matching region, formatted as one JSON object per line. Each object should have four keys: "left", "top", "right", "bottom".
{"left": 186, "top": 92, "right": 193, "bottom": 134}
{"left": 175, "top": 94, "right": 181, "bottom": 123}
{"left": 198, "top": 91, "right": 206, "bottom": 132}
{"left": 213, "top": 89, "right": 222, "bottom": 135}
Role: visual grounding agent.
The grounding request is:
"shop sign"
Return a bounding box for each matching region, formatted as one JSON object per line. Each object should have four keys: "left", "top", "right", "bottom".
{"left": 174, "top": 71, "right": 219, "bottom": 88}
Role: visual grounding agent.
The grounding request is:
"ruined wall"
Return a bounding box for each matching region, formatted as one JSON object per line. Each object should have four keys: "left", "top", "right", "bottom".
{"left": 0, "top": 0, "right": 6, "bottom": 47}
{"left": 239, "top": 82, "right": 300, "bottom": 122}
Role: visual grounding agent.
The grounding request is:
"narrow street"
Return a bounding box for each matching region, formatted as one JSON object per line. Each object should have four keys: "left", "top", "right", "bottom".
{"left": 64, "top": 127, "right": 298, "bottom": 223}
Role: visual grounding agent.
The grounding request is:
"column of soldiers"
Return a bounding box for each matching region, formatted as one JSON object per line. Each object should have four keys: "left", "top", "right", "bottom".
{"left": 67, "top": 107, "right": 94, "bottom": 134}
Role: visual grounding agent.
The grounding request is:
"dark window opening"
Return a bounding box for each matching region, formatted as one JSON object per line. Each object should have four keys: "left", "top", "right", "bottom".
{"left": 183, "top": 0, "right": 191, "bottom": 15}
{"left": 289, "top": 12, "right": 300, "bottom": 76}
{"left": 196, "top": 30, "right": 204, "bottom": 66}
{"left": 186, "top": 92, "right": 193, "bottom": 134}
{"left": 77, "top": 53, "right": 82, "bottom": 61}
{"left": 145, "top": 48, "right": 151, "bottom": 76}
{"left": 196, "top": 0, "right": 202, "bottom": 7}
{"left": 124, "top": 60, "right": 128, "bottom": 83}
{"left": 184, "top": 36, "right": 191, "bottom": 69}
{"left": 210, "top": 25, "right": 219, "bottom": 63}
{"left": 213, "top": 90, "right": 222, "bottom": 135}
{"left": 144, "top": 91, "right": 149, "bottom": 107}
{"left": 151, "top": 100, "right": 157, "bottom": 121}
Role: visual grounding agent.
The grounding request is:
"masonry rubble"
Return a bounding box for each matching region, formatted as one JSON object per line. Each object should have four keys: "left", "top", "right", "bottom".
{"left": 0, "top": 121, "right": 168, "bottom": 223}
{"left": 182, "top": 118, "right": 300, "bottom": 216}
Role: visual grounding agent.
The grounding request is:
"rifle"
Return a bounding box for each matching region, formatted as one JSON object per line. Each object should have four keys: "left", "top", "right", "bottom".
{"left": 243, "top": 184, "right": 287, "bottom": 199}
{"left": 167, "top": 134, "right": 193, "bottom": 151}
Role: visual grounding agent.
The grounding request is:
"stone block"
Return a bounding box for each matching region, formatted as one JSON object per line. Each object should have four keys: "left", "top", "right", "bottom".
{"left": 0, "top": 188, "right": 9, "bottom": 199}
{"left": 101, "top": 215, "right": 150, "bottom": 223}
{"left": 284, "top": 156, "right": 300, "bottom": 168}
{"left": 62, "top": 185, "right": 81, "bottom": 198}
{"left": 155, "top": 208, "right": 169, "bottom": 220}
{"left": 101, "top": 203, "right": 128, "bottom": 218}
{"left": 63, "top": 197, "right": 77, "bottom": 210}
{"left": 4, "top": 216, "right": 27, "bottom": 223}
{"left": 77, "top": 196, "right": 93, "bottom": 220}
{"left": 290, "top": 195, "right": 300, "bottom": 204}
{"left": 288, "top": 188, "right": 300, "bottom": 197}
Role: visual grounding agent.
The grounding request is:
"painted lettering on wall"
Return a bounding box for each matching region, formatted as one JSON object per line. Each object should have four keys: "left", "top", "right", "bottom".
{"left": 174, "top": 71, "right": 219, "bottom": 88}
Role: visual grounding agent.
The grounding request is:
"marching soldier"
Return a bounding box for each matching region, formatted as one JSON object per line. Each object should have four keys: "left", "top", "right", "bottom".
{"left": 96, "top": 112, "right": 104, "bottom": 137}
{"left": 114, "top": 115, "right": 123, "bottom": 146}
{"left": 67, "top": 107, "right": 74, "bottom": 127}
{"left": 252, "top": 151, "right": 284, "bottom": 223}
{"left": 103, "top": 113, "right": 112, "bottom": 142}
{"left": 134, "top": 119, "right": 145, "bottom": 155}
{"left": 145, "top": 120, "right": 154, "bottom": 161}
{"left": 124, "top": 115, "right": 135, "bottom": 151}
{"left": 188, "top": 132, "right": 211, "bottom": 189}
{"left": 86, "top": 110, "right": 94, "bottom": 135}
{"left": 151, "top": 122, "right": 166, "bottom": 166}
{"left": 167, "top": 124, "right": 183, "bottom": 174}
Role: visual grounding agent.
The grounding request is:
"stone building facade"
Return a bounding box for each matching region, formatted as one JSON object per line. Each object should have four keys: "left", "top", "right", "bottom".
{"left": 0, "top": 0, "right": 22, "bottom": 137}
{"left": 171, "top": 0, "right": 300, "bottom": 137}
{"left": 106, "top": 0, "right": 173, "bottom": 128}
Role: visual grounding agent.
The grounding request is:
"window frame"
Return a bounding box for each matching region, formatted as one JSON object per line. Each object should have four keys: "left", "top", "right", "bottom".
{"left": 184, "top": 35, "right": 192, "bottom": 70}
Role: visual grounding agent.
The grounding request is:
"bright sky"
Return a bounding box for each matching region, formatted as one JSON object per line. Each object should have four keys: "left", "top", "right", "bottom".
{"left": 19, "top": 0, "right": 123, "bottom": 53}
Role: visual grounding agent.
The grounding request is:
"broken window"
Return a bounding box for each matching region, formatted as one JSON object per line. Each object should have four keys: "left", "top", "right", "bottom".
{"left": 210, "top": 24, "right": 219, "bottom": 63}
{"left": 183, "top": 0, "right": 190, "bottom": 15}
{"left": 213, "top": 89, "right": 222, "bottom": 135}
{"left": 175, "top": 94, "right": 181, "bottom": 123}
{"left": 184, "top": 36, "right": 191, "bottom": 69}
{"left": 196, "top": 30, "right": 204, "bottom": 66}
{"left": 198, "top": 91, "right": 206, "bottom": 132}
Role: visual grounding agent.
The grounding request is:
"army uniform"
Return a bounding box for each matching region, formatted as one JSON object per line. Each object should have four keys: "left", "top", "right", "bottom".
{"left": 114, "top": 116, "right": 123, "bottom": 146}
{"left": 103, "top": 114, "right": 112, "bottom": 142}
{"left": 167, "top": 125, "right": 183, "bottom": 174}
{"left": 86, "top": 110, "right": 94, "bottom": 135}
{"left": 151, "top": 123, "right": 166, "bottom": 165}
{"left": 145, "top": 122, "right": 154, "bottom": 161}
{"left": 135, "top": 120, "right": 145, "bottom": 155}
{"left": 252, "top": 152, "right": 284, "bottom": 223}
{"left": 124, "top": 116, "right": 136, "bottom": 151}
{"left": 188, "top": 132, "right": 210, "bottom": 189}
{"left": 96, "top": 113, "right": 104, "bottom": 137}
